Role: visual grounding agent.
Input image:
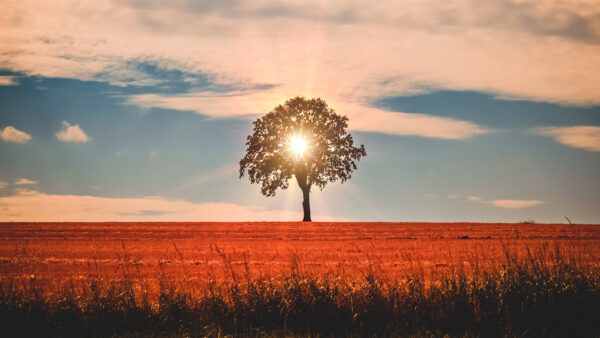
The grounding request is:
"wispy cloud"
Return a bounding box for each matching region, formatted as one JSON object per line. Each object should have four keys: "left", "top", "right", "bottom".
{"left": 489, "top": 200, "right": 545, "bottom": 209}
{"left": 459, "top": 195, "right": 544, "bottom": 209}
{"left": 467, "top": 196, "right": 484, "bottom": 203}
{"left": 0, "top": 76, "right": 17, "bottom": 86}
{"left": 120, "top": 0, "right": 600, "bottom": 43}
{"left": 1, "top": 0, "right": 599, "bottom": 120}
{"left": 0, "top": 180, "right": 7, "bottom": 189}
{"left": 0, "top": 190, "right": 343, "bottom": 222}
{"left": 128, "top": 90, "right": 275, "bottom": 118}
{"left": 447, "top": 194, "right": 546, "bottom": 209}
{"left": 533, "top": 126, "right": 600, "bottom": 152}
{"left": 129, "top": 91, "right": 489, "bottom": 139}
{"left": 0, "top": 126, "right": 31, "bottom": 144}
{"left": 345, "top": 103, "right": 489, "bottom": 140}
{"left": 56, "top": 121, "right": 89, "bottom": 143}
{"left": 14, "top": 178, "right": 37, "bottom": 185}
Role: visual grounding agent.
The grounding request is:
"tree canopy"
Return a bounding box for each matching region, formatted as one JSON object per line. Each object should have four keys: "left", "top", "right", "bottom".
{"left": 239, "top": 97, "right": 366, "bottom": 200}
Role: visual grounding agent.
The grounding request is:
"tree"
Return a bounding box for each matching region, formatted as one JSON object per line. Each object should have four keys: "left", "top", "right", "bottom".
{"left": 239, "top": 97, "right": 366, "bottom": 222}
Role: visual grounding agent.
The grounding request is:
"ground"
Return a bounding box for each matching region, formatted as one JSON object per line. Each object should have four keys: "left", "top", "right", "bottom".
{"left": 1, "top": 222, "right": 598, "bottom": 288}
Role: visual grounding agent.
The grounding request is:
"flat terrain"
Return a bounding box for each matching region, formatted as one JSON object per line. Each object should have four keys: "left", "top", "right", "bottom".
{"left": 1, "top": 222, "right": 599, "bottom": 284}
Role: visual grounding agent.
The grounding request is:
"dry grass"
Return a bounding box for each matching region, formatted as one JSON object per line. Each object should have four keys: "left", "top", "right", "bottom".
{"left": 0, "top": 222, "right": 599, "bottom": 336}
{"left": 1, "top": 222, "right": 599, "bottom": 283}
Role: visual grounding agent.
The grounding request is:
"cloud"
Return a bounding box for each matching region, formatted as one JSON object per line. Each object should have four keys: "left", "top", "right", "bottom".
{"left": 0, "top": 76, "right": 17, "bottom": 86}
{"left": 345, "top": 103, "right": 489, "bottom": 140}
{"left": 129, "top": 90, "right": 489, "bottom": 139}
{"left": 464, "top": 195, "right": 544, "bottom": 209}
{"left": 14, "top": 178, "right": 37, "bottom": 185}
{"left": 128, "top": 90, "right": 278, "bottom": 118}
{"left": 0, "top": 126, "right": 31, "bottom": 144}
{"left": 490, "top": 200, "right": 545, "bottom": 209}
{"left": 56, "top": 121, "right": 89, "bottom": 143}
{"left": 533, "top": 126, "right": 600, "bottom": 152}
{"left": 121, "top": 0, "right": 600, "bottom": 43}
{"left": 467, "top": 196, "right": 484, "bottom": 203}
{"left": 0, "top": 180, "right": 6, "bottom": 189}
{"left": 1, "top": 0, "right": 599, "bottom": 126}
{"left": 0, "top": 189, "right": 343, "bottom": 222}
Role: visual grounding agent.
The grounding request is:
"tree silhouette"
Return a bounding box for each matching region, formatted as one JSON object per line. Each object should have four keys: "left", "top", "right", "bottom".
{"left": 239, "top": 97, "right": 366, "bottom": 222}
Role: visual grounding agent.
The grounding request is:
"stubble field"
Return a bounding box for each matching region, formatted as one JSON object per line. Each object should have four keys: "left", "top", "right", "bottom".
{"left": 1, "top": 221, "right": 599, "bottom": 284}
{"left": 1, "top": 222, "right": 599, "bottom": 336}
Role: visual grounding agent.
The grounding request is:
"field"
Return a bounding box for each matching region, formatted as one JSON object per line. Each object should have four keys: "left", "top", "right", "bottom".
{"left": 2, "top": 222, "right": 599, "bottom": 282}
{"left": 1, "top": 222, "right": 599, "bottom": 336}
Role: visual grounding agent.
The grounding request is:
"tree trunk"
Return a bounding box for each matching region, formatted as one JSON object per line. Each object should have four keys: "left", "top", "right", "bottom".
{"left": 301, "top": 185, "right": 311, "bottom": 222}
{"left": 295, "top": 169, "right": 312, "bottom": 222}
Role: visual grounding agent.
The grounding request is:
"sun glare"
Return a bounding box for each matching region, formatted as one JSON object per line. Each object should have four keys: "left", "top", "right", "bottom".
{"left": 290, "top": 136, "right": 307, "bottom": 157}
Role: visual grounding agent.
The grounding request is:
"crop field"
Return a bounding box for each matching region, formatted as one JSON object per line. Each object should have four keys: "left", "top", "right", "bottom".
{"left": 1, "top": 222, "right": 599, "bottom": 336}
{"left": 1, "top": 222, "right": 599, "bottom": 282}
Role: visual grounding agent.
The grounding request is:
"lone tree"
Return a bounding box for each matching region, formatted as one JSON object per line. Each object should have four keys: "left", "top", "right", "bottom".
{"left": 239, "top": 97, "right": 366, "bottom": 222}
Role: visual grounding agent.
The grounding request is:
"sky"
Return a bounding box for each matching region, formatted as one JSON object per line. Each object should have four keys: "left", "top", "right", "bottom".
{"left": 1, "top": 0, "right": 600, "bottom": 223}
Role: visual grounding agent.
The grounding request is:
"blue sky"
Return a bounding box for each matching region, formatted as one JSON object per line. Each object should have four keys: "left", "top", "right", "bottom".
{"left": 1, "top": 0, "right": 599, "bottom": 222}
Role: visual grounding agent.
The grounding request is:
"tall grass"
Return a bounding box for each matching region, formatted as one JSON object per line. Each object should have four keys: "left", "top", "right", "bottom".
{"left": 1, "top": 240, "right": 599, "bottom": 337}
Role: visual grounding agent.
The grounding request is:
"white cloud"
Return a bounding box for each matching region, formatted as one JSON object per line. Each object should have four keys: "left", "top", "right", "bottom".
{"left": 128, "top": 90, "right": 277, "bottom": 118}
{"left": 490, "top": 200, "right": 545, "bottom": 209}
{"left": 56, "top": 121, "right": 89, "bottom": 143}
{"left": 463, "top": 195, "right": 544, "bottom": 209}
{"left": 0, "top": 0, "right": 599, "bottom": 141}
{"left": 149, "top": 150, "right": 159, "bottom": 159}
{"left": 0, "top": 180, "right": 7, "bottom": 189}
{"left": 0, "top": 126, "right": 31, "bottom": 144}
{"left": 0, "top": 189, "right": 343, "bottom": 222}
{"left": 533, "top": 126, "right": 600, "bottom": 152}
{"left": 0, "top": 76, "right": 17, "bottom": 86}
{"left": 14, "top": 178, "right": 37, "bottom": 185}
{"left": 345, "top": 102, "right": 489, "bottom": 140}
{"left": 129, "top": 91, "right": 489, "bottom": 139}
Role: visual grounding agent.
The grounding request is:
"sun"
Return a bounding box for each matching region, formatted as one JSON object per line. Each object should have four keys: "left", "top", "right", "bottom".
{"left": 290, "top": 136, "right": 307, "bottom": 157}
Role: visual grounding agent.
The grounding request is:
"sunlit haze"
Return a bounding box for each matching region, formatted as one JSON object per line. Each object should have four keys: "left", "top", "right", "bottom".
{"left": 290, "top": 136, "right": 307, "bottom": 158}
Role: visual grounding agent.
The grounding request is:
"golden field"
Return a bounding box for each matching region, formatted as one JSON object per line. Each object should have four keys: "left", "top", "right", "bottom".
{"left": 1, "top": 222, "right": 598, "bottom": 284}
{"left": 1, "top": 222, "right": 599, "bottom": 336}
